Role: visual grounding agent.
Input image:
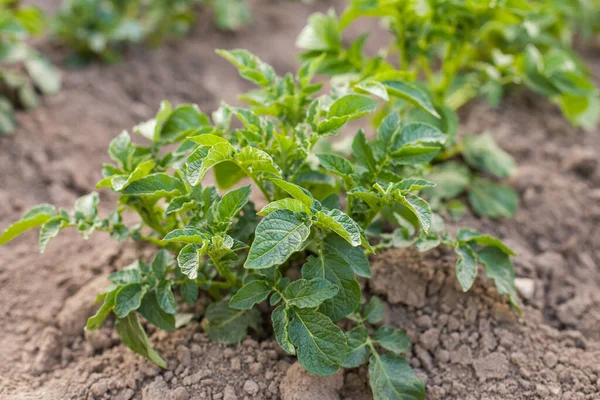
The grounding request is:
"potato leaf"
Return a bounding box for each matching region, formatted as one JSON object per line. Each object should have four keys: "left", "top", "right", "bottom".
{"left": 245, "top": 210, "right": 312, "bottom": 269}
{"left": 368, "top": 353, "right": 425, "bottom": 400}
{"left": 289, "top": 307, "right": 349, "bottom": 376}
{"left": 230, "top": 280, "right": 272, "bottom": 310}
{"left": 116, "top": 313, "right": 166, "bottom": 369}
{"left": 284, "top": 278, "right": 339, "bottom": 309}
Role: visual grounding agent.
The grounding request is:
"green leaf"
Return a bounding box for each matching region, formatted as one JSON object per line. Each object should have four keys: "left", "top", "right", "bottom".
{"left": 317, "top": 153, "right": 355, "bottom": 175}
{"left": 39, "top": 217, "right": 67, "bottom": 253}
{"left": 217, "top": 185, "right": 251, "bottom": 225}
{"left": 214, "top": 161, "right": 246, "bottom": 189}
{"left": 270, "top": 178, "right": 313, "bottom": 207}
{"left": 390, "top": 123, "right": 445, "bottom": 165}
{"left": 25, "top": 55, "right": 61, "bottom": 95}
{"left": 114, "top": 283, "right": 146, "bottom": 318}
{"left": 289, "top": 307, "right": 348, "bottom": 376}
{"left": 178, "top": 243, "right": 208, "bottom": 279}
{"left": 356, "top": 80, "right": 389, "bottom": 101}
{"left": 302, "top": 253, "right": 361, "bottom": 321}
{"left": 213, "top": 0, "right": 251, "bottom": 31}
{"left": 414, "top": 233, "right": 440, "bottom": 252}
{"left": 122, "top": 173, "right": 185, "bottom": 197}
{"left": 0, "top": 204, "right": 56, "bottom": 245}
{"left": 477, "top": 247, "right": 521, "bottom": 312}
{"left": 245, "top": 210, "right": 312, "bottom": 269}
{"left": 109, "top": 267, "right": 142, "bottom": 285}
{"left": 328, "top": 94, "right": 378, "bottom": 121}
{"left": 110, "top": 160, "right": 156, "bottom": 191}
{"left": 156, "top": 280, "right": 177, "bottom": 314}
{"left": 369, "top": 353, "right": 425, "bottom": 400}
{"left": 381, "top": 80, "right": 440, "bottom": 118}
{"left": 163, "top": 227, "right": 209, "bottom": 244}
{"left": 352, "top": 129, "right": 377, "bottom": 172}
{"left": 424, "top": 162, "right": 471, "bottom": 200}
{"left": 160, "top": 104, "right": 210, "bottom": 144}
{"left": 372, "top": 327, "right": 411, "bottom": 354}
{"left": 230, "top": 280, "right": 272, "bottom": 310}
{"left": 284, "top": 278, "right": 339, "bottom": 308}
{"left": 272, "top": 305, "right": 295, "bottom": 355}
{"left": 85, "top": 289, "right": 117, "bottom": 331}
{"left": 74, "top": 192, "right": 99, "bottom": 221}
{"left": 152, "top": 101, "right": 173, "bottom": 143}
{"left": 108, "top": 131, "right": 134, "bottom": 168}
{"left": 231, "top": 108, "right": 261, "bottom": 131}
{"left": 377, "top": 112, "right": 401, "bottom": 147}
{"left": 390, "top": 144, "right": 441, "bottom": 165}
{"left": 455, "top": 244, "right": 478, "bottom": 292}
{"left": 323, "top": 234, "right": 371, "bottom": 278}
{"left": 217, "top": 49, "right": 277, "bottom": 88}
{"left": 393, "top": 179, "right": 436, "bottom": 192}
{"left": 258, "top": 199, "right": 312, "bottom": 217}
{"left": 469, "top": 178, "right": 518, "bottom": 218}
{"left": 398, "top": 194, "right": 432, "bottom": 232}
{"left": 395, "top": 123, "right": 446, "bottom": 148}
{"left": 187, "top": 142, "right": 235, "bottom": 186}
{"left": 456, "top": 229, "right": 515, "bottom": 256}
{"left": 151, "top": 250, "right": 171, "bottom": 281}
{"left": 296, "top": 11, "right": 341, "bottom": 52}
{"left": 235, "top": 146, "right": 281, "bottom": 178}
{"left": 180, "top": 280, "right": 199, "bottom": 305}
{"left": 205, "top": 300, "right": 261, "bottom": 344}
{"left": 364, "top": 296, "right": 384, "bottom": 324}
{"left": 116, "top": 313, "right": 167, "bottom": 368}
{"left": 26, "top": 204, "right": 58, "bottom": 220}
{"left": 463, "top": 133, "right": 516, "bottom": 178}
{"left": 138, "top": 291, "right": 176, "bottom": 332}
{"left": 316, "top": 209, "right": 362, "bottom": 246}
{"left": 559, "top": 93, "right": 600, "bottom": 130}
{"left": 342, "top": 325, "right": 370, "bottom": 368}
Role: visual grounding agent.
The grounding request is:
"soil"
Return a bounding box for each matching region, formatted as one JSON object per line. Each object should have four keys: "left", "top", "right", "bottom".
{"left": 1, "top": 1, "right": 600, "bottom": 399}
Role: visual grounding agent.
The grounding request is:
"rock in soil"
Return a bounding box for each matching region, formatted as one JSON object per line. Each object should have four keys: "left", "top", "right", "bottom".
{"left": 280, "top": 362, "right": 344, "bottom": 400}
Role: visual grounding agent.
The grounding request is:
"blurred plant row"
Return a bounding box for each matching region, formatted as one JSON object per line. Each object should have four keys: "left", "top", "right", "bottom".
{"left": 0, "top": 0, "right": 255, "bottom": 134}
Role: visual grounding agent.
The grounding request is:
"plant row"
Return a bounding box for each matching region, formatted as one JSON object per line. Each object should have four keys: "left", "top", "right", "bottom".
{"left": 0, "top": 0, "right": 253, "bottom": 134}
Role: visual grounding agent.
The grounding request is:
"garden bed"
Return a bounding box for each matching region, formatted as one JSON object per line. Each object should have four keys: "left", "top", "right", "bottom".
{"left": 1, "top": 1, "right": 599, "bottom": 399}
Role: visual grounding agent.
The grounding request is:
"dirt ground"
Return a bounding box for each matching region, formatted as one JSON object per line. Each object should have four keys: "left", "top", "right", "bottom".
{"left": 1, "top": 1, "right": 600, "bottom": 399}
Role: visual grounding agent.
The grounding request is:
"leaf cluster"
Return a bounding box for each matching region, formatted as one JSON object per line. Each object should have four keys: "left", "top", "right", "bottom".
{"left": 0, "top": 0, "right": 61, "bottom": 134}
{"left": 0, "top": 48, "right": 521, "bottom": 399}
{"left": 51, "top": 0, "right": 251, "bottom": 63}
{"left": 296, "top": 0, "right": 600, "bottom": 219}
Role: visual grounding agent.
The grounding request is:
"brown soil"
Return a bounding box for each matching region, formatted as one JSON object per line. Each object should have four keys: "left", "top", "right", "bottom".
{"left": 1, "top": 1, "right": 600, "bottom": 399}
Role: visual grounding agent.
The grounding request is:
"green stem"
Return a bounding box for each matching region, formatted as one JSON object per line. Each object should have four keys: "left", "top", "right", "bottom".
{"left": 419, "top": 55, "right": 435, "bottom": 88}
{"left": 139, "top": 234, "right": 169, "bottom": 247}
{"left": 251, "top": 175, "right": 273, "bottom": 203}
{"left": 436, "top": 142, "right": 464, "bottom": 161}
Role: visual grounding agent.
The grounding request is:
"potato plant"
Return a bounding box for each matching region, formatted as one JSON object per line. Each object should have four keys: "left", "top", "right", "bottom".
{"left": 0, "top": 50, "right": 520, "bottom": 399}
{"left": 52, "top": 0, "right": 251, "bottom": 63}
{"left": 297, "top": 0, "right": 599, "bottom": 218}
{"left": 0, "top": 0, "right": 61, "bottom": 134}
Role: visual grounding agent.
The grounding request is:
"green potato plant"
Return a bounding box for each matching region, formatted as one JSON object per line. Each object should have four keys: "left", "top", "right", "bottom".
{"left": 0, "top": 49, "right": 520, "bottom": 399}
{"left": 297, "top": 0, "right": 600, "bottom": 219}
{"left": 52, "top": 0, "right": 251, "bottom": 63}
{"left": 0, "top": 0, "right": 61, "bottom": 134}
{"left": 557, "top": 0, "right": 600, "bottom": 38}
